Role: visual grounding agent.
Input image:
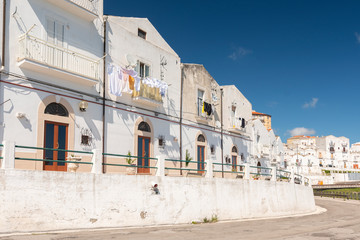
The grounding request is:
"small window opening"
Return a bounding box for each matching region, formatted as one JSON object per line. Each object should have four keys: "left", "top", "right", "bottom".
{"left": 138, "top": 28, "right": 146, "bottom": 39}
{"left": 197, "top": 134, "right": 205, "bottom": 142}
{"left": 138, "top": 121, "right": 151, "bottom": 132}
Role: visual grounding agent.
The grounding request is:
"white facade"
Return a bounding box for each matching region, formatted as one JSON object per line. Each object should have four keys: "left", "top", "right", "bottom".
{"left": 0, "top": 0, "right": 104, "bottom": 164}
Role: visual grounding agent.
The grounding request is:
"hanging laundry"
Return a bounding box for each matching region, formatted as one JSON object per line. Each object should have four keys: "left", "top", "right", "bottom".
{"left": 122, "top": 67, "right": 141, "bottom": 92}
{"left": 159, "top": 82, "right": 168, "bottom": 97}
{"left": 141, "top": 77, "right": 168, "bottom": 97}
{"left": 108, "top": 64, "right": 123, "bottom": 97}
{"left": 122, "top": 73, "right": 133, "bottom": 94}
{"left": 129, "top": 76, "right": 135, "bottom": 91}
{"left": 203, "top": 102, "right": 212, "bottom": 116}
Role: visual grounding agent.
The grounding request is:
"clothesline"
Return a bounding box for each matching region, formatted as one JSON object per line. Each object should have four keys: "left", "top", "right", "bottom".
{"left": 107, "top": 62, "right": 168, "bottom": 98}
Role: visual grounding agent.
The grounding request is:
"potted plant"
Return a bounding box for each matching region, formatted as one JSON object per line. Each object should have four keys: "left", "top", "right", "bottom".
{"left": 67, "top": 154, "right": 82, "bottom": 172}
{"left": 126, "top": 151, "right": 136, "bottom": 175}
{"left": 252, "top": 173, "right": 260, "bottom": 180}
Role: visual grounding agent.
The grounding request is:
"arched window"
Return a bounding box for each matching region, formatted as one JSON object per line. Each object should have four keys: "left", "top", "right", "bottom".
{"left": 44, "top": 102, "right": 68, "bottom": 117}
{"left": 232, "top": 146, "right": 238, "bottom": 153}
{"left": 197, "top": 134, "right": 205, "bottom": 142}
{"left": 138, "top": 121, "right": 151, "bottom": 132}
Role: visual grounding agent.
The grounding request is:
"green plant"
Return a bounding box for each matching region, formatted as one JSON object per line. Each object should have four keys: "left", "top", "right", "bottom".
{"left": 185, "top": 149, "right": 192, "bottom": 167}
{"left": 126, "top": 151, "right": 135, "bottom": 165}
{"left": 211, "top": 215, "right": 218, "bottom": 223}
{"left": 203, "top": 217, "right": 209, "bottom": 223}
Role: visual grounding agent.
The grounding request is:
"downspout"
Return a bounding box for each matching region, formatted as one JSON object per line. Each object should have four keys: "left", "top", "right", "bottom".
{"left": 179, "top": 64, "right": 184, "bottom": 174}
{"left": 220, "top": 87, "right": 224, "bottom": 178}
{"left": 102, "top": 16, "right": 108, "bottom": 173}
{"left": 1, "top": 0, "right": 6, "bottom": 70}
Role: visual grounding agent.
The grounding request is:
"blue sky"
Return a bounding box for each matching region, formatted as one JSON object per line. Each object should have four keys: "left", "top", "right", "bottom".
{"left": 104, "top": 0, "right": 360, "bottom": 144}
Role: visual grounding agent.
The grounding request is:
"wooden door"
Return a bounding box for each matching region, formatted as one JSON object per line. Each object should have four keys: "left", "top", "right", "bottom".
{"left": 232, "top": 155, "right": 237, "bottom": 171}
{"left": 137, "top": 136, "right": 150, "bottom": 174}
{"left": 197, "top": 145, "right": 205, "bottom": 174}
{"left": 43, "top": 121, "right": 68, "bottom": 171}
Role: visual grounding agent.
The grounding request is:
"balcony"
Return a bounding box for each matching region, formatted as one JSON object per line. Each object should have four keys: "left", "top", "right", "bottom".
{"left": 132, "top": 82, "right": 163, "bottom": 107}
{"left": 228, "top": 118, "right": 246, "bottom": 135}
{"left": 46, "top": 0, "right": 100, "bottom": 21}
{"left": 18, "top": 34, "right": 100, "bottom": 86}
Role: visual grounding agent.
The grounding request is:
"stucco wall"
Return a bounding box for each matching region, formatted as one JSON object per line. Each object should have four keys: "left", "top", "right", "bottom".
{"left": 0, "top": 169, "right": 316, "bottom": 233}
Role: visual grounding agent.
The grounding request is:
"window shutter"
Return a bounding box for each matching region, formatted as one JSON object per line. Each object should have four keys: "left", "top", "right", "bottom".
{"left": 135, "top": 60, "right": 140, "bottom": 73}
{"left": 145, "top": 65, "right": 150, "bottom": 77}
{"left": 46, "top": 19, "right": 55, "bottom": 44}
{"left": 55, "top": 22, "right": 64, "bottom": 46}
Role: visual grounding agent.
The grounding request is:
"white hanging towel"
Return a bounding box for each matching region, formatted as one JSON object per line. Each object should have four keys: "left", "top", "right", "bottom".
{"left": 108, "top": 64, "right": 123, "bottom": 97}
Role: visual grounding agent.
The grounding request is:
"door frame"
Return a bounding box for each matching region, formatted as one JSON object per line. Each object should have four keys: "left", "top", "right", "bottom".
{"left": 43, "top": 120, "right": 69, "bottom": 171}
{"left": 134, "top": 117, "right": 154, "bottom": 175}
{"left": 37, "top": 96, "right": 74, "bottom": 171}
{"left": 137, "top": 136, "right": 151, "bottom": 174}
{"left": 197, "top": 145, "right": 205, "bottom": 174}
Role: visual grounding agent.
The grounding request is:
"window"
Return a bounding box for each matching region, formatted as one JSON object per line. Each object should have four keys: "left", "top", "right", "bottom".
{"left": 138, "top": 121, "right": 151, "bottom": 132}
{"left": 197, "top": 89, "right": 204, "bottom": 116}
{"left": 231, "top": 105, "right": 236, "bottom": 127}
{"left": 138, "top": 28, "right": 146, "bottom": 39}
{"left": 232, "top": 146, "right": 238, "bottom": 153}
{"left": 137, "top": 61, "right": 150, "bottom": 79}
{"left": 44, "top": 102, "right": 68, "bottom": 117}
{"left": 46, "top": 18, "right": 64, "bottom": 46}
{"left": 81, "top": 135, "right": 89, "bottom": 145}
{"left": 197, "top": 134, "right": 205, "bottom": 142}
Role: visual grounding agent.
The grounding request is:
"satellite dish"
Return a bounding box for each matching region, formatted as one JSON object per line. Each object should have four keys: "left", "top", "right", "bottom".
{"left": 126, "top": 54, "right": 137, "bottom": 68}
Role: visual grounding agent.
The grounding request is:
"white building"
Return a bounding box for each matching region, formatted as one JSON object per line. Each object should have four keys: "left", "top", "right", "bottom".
{"left": 1, "top": 0, "right": 105, "bottom": 171}
{"left": 0, "top": 0, "right": 286, "bottom": 177}
{"left": 316, "top": 135, "right": 350, "bottom": 169}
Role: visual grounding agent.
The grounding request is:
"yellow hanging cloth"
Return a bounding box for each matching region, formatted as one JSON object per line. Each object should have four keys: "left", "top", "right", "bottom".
{"left": 129, "top": 76, "right": 135, "bottom": 90}
{"left": 202, "top": 102, "right": 205, "bottom": 113}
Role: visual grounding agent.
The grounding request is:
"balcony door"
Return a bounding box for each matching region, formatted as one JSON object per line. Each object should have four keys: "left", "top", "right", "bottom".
{"left": 43, "top": 121, "right": 68, "bottom": 171}
{"left": 46, "top": 18, "right": 65, "bottom": 69}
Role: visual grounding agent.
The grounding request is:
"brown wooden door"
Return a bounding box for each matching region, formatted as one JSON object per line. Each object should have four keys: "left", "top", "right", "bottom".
{"left": 232, "top": 155, "right": 237, "bottom": 172}
{"left": 197, "top": 145, "right": 205, "bottom": 174}
{"left": 137, "top": 136, "right": 150, "bottom": 174}
{"left": 43, "top": 121, "right": 68, "bottom": 171}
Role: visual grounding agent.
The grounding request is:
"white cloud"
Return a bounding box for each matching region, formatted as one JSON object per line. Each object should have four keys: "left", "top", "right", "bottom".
{"left": 355, "top": 32, "right": 360, "bottom": 43}
{"left": 228, "top": 47, "right": 252, "bottom": 60}
{"left": 302, "top": 98, "right": 318, "bottom": 108}
{"left": 288, "top": 127, "right": 316, "bottom": 137}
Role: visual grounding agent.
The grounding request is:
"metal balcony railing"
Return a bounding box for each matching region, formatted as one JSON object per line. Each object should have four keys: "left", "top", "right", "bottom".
{"left": 19, "top": 34, "right": 100, "bottom": 81}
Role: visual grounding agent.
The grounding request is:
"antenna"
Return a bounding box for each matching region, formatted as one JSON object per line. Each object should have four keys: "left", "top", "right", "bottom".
{"left": 126, "top": 54, "right": 137, "bottom": 69}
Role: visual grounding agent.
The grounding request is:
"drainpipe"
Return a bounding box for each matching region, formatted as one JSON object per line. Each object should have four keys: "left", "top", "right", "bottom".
{"left": 220, "top": 87, "right": 224, "bottom": 178}
{"left": 1, "top": 0, "right": 6, "bottom": 70}
{"left": 102, "top": 16, "right": 108, "bottom": 174}
{"left": 179, "top": 64, "right": 184, "bottom": 174}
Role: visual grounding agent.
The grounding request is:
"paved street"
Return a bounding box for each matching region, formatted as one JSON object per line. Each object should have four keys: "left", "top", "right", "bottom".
{"left": 2, "top": 197, "right": 360, "bottom": 240}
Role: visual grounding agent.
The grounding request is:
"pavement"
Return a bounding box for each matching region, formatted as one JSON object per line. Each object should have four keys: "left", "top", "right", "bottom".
{"left": 1, "top": 197, "right": 360, "bottom": 240}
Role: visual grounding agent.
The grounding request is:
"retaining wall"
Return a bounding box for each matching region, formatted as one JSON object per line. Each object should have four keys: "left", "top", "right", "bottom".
{"left": 0, "top": 169, "right": 316, "bottom": 233}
